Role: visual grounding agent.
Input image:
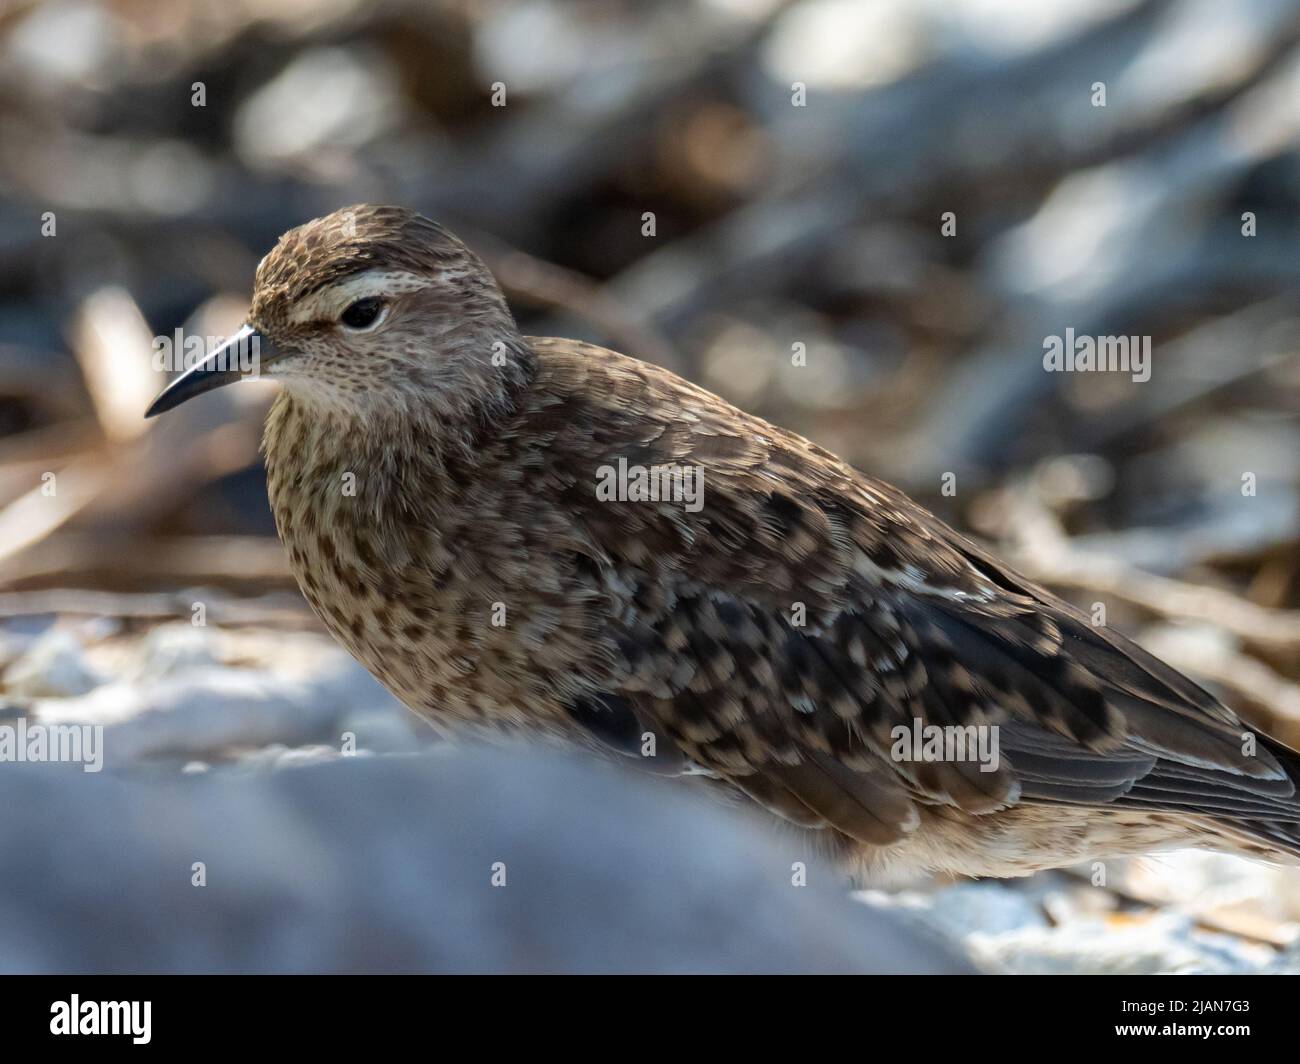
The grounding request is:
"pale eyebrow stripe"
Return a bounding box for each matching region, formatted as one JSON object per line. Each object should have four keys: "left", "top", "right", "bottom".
{"left": 287, "top": 269, "right": 431, "bottom": 324}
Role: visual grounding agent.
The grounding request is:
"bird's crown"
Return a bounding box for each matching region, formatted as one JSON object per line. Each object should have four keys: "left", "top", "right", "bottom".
{"left": 250, "top": 204, "right": 491, "bottom": 329}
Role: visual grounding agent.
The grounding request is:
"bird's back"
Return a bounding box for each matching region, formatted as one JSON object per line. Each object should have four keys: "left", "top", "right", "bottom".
{"left": 513, "top": 337, "right": 1300, "bottom": 875}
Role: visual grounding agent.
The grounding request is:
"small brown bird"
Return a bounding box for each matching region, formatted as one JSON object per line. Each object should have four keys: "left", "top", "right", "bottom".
{"left": 147, "top": 204, "right": 1300, "bottom": 880}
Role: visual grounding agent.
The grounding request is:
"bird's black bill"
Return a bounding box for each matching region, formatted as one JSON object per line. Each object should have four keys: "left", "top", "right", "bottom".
{"left": 144, "top": 325, "right": 276, "bottom": 418}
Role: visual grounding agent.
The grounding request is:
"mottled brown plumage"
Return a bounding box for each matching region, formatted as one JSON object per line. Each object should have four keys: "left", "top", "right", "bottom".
{"left": 148, "top": 205, "right": 1300, "bottom": 879}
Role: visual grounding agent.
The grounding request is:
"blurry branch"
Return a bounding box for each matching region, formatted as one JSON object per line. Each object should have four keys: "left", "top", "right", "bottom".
{"left": 471, "top": 233, "right": 680, "bottom": 369}
{"left": 405, "top": 5, "right": 788, "bottom": 241}
{"left": 0, "top": 534, "right": 291, "bottom": 593}
{"left": 915, "top": 240, "right": 1300, "bottom": 484}
{"left": 987, "top": 487, "right": 1300, "bottom": 739}
{"left": 71, "top": 287, "right": 156, "bottom": 444}
{"left": 1019, "top": 542, "right": 1300, "bottom": 651}
{"left": 908, "top": 3, "right": 1300, "bottom": 480}
{"left": 1143, "top": 624, "right": 1300, "bottom": 740}
{"left": 0, "top": 420, "right": 102, "bottom": 470}
{"left": 995, "top": 488, "right": 1300, "bottom": 652}
{"left": 0, "top": 344, "right": 92, "bottom": 424}
{"left": 0, "top": 288, "right": 155, "bottom": 567}
{"left": 0, "top": 458, "right": 109, "bottom": 569}
{"left": 0, "top": 287, "right": 268, "bottom": 577}
{"left": 1071, "top": 296, "right": 1300, "bottom": 452}
{"left": 0, "top": 588, "right": 311, "bottom": 628}
{"left": 608, "top": 0, "right": 1300, "bottom": 332}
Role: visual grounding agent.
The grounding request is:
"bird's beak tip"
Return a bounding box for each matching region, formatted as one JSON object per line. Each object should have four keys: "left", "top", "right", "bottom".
{"left": 141, "top": 324, "right": 273, "bottom": 419}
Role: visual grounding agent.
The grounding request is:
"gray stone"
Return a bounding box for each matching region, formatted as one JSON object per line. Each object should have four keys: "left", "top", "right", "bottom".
{"left": 0, "top": 746, "right": 974, "bottom": 974}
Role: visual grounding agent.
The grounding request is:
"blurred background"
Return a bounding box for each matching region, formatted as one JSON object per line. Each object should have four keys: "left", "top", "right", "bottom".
{"left": 1, "top": 0, "right": 1300, "bottom": 973}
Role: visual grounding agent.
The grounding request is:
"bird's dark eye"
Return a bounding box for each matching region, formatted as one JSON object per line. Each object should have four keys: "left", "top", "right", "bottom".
{"left": 340, "top": 297, "right": 385, "bottom": 330}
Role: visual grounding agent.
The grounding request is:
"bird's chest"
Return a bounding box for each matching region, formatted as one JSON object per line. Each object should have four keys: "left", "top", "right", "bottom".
{"left": 266, "top": 462, "right": 587, "bottom": 730}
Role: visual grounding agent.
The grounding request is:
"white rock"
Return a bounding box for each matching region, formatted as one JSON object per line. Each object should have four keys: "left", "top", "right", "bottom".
{"left": 3, "top": 630, "right": 105, "bottom": 698}
{"left": 33, "top": 658, "right": 401, "bottom": 767}
{"left": 970, "top": 912, "right": 1273, "bottom": 975}
{"left": 864, "top": 881, "right": 1047, "bottom": 937}
{"left": 337, "top": 708, "right": 430, "bottom": 754}
{"left": 130, "top": 623, "right": 219, "bottom": 682}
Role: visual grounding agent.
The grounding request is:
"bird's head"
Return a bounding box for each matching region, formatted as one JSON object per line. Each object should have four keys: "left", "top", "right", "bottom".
{"left": 145, "top": 204, "right": 528, "bottom": 421}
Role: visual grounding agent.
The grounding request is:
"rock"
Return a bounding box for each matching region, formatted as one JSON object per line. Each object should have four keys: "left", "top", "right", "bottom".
{"left": 3, "top": 629, "right": 104, "bottom": 698}
{"left": 31, "top": 658, "right": 402, "bottom": 767}
{"left": 337, "top": 706, "right": 431, "bottom": 755}
{"left": 229, "top": 743, "right": 350, "bottom": 772}
{"left": 0, "top": 746, "right": 975, "bottom": 974}
{"left": 130, "top": 623, "right": 220, "bottom": 682}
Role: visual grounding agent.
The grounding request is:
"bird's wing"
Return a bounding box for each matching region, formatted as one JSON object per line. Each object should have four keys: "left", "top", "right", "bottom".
{"left": 527, "top": 339, "right": 1295, "bottom": 846}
